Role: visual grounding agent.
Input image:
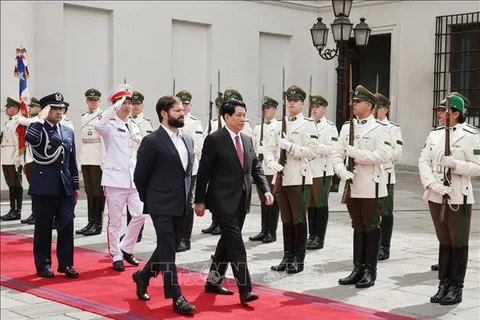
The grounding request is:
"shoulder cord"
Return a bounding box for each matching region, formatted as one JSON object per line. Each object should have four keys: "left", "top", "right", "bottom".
{"left": 30, "top": 127, "right": 65, "bottom": 165}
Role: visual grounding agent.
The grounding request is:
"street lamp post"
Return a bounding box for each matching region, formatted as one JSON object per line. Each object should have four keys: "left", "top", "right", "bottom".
{"left": 310, "top": 0, "right": 371, "bottom": 131}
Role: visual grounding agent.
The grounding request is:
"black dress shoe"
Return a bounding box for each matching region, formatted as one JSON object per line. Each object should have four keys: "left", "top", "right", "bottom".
{"left": 113, "top": 260, "right": 125, "bottom": 272}
{"left": 122, "top": 250, "right": 140, "bottom": 266}
{"left": 28, "top": 216, "right": 36, "bottom": 225}
{"left": 176, "top": 239, "right": 191, "bottom": 253}
{"left": 201, "top": 222, "right": 218, "bottom": 234}
{"left": 249, "top": 230, "right": 267, "bottom": 241}
{"left": 21, "top": 213, "right": 35, "bottom": 224}
{"left": 211, "top": 226, "right": 222, "bottom": 235}
{"left": 37, "top": 267, "right": 55, "bottom": 278}
{"left": 58, "top": 266, "right": 79, "bottom": 278}
{"left": 132, "top": 270, "right": 150, "bottom": 301}
{"left": 240, "top": 291, "right": 259, "bottom": 305}
{"left": 173, "top": 296, "right": 196, "bottom": 315}
{"left": 262, "top": 232, "right": 277, "bottom": 243}
{"left": 76, "top": 222, "right": 93, "bottom": 235}
{"left": 83, "top": 224, "right": 102, "bottom": 236}
{"left": 205, "top": 284, "right": 234, "bottom": 295}
{"left": 431, "top": 264, "right": 439, "bottom": 271}
{"left": 2, "top": 210, "right": 21, "bottom": 221}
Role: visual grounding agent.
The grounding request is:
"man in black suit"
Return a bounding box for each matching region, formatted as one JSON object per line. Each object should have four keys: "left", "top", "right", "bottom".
{"left": 195, "top": 88, "right": 274, "bottom": 305}
{"left": 25, "top": 92, "right": 80, "bottom": 279}
{"left": 132, "top": 95, "right": 196, "bottom": 315}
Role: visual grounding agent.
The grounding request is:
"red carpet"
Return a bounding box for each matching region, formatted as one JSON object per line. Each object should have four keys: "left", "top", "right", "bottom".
{"left": 0, "top": 232, "right": 416, "bottom": 319}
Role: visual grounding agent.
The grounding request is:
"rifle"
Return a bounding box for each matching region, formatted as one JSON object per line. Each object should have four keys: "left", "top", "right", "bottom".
{"left": 308, "top": 75, "right": 313, "bottom": 117}
{"left": 440, "top": 88, "right": 452, "bottom": 222}
{"left": 259, "top": 85, "right": 265, "bottom": 163}
{"left": 172, "top": 78, "right": 176, "bottom": 95}
{"left": 207, "top": 83, "right": 213, "bottom": 135}
{"left": 341, "top": 89, "right": 355, "bottom": 204}
{"left": 217, "top": 70, "right": 222, "bottom": 131}
{"left": 272, "top": 67, "right": 287, "bottom": 194}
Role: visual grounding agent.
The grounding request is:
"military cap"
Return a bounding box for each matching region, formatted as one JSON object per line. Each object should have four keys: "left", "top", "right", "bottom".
{"left": 85, "top": 88, "right": 101, "bottom": 100}
{"left": 223, "top": 88, "right": 243, "bottom": 102}
{"left": 4, "top": 97, "right": 20, "bottom": 108}
{"left": 215, "top": 96, "right": 223, "bottom": 108}
{"left": 262, "top": 96, "right": 278, "bottom": 108}
{"left": 38, "top": 92, "right": 69, "bottom": 108}
{"left": 450, "top": 92, "right": 471, "bottom": 108}
{"left": 29, "top": 97, "right": 42, "bottom": 108}
{"left": 286, "top": 85, "right": 307, "bottom": 101}
{"left": 176, "top": 90, "right": 192, "bottom": 103}
{"left": 353, "top": 85, "right": 378, "bottom": 106}
{"left": 374, "top": 93, "right": 391, "bottom": 107}
{"left": 132, "top": 91, "right": 145, "bottom": 104}
{"left": 310, "top": 94, "right": 328, "bottom": 106}
{"left": 107, "top": 84, "right": 133, "bottom": 105}
{"left": 440, "top": 95, "right": 465, "bottom": 114}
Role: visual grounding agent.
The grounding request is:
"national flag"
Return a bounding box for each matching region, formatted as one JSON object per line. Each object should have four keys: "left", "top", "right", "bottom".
{"left": 15, "top": 53, "right": 29, "bottom": 156}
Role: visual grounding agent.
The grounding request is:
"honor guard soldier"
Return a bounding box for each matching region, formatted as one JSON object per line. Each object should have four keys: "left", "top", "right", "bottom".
{"left": 201, "top": 89, "right": 254, "bottom": 235}
{"left": 332, "top": 85, "right": 392, "bottom": 288}
{"left": 307, "top": 95, "right": 338, "bottom": 250}
{"left": 266, "top": 85, "right": 320, "bottom": 274}
{"left": 419, "top": 95, "right": 480, "bottom": 305}
{"left": 76, "top": 88, "right": 105, "bottom": 236}
{"left": 249, "top": 96, "right": 280, "bottom": 243}
{"left": 1, "top": 97, "right": 24, "bottom": 221}
{"left": 18, "top": 97, "right": 42, "bottom": 224}
{"left": 175, "top": 90, "right": 204, "bottom": 252}
{"left": 26, "top": 92, "right": 80, "bottom": 279}
{"left": 374, "top": 93, "right": 403, "bottom": 260}
{"left": 94, "top": 84, "right": 147, "bottom": 272}
{"left": 124, "top": 90, "right": 153, "bottom": 242}
{"left": 430, "top": 91, "right": 472, "bottom": 272}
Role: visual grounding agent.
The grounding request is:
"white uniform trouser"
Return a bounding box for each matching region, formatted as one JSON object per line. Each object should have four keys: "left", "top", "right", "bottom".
{"left": 104, "top": 186, "right": 146, "bottom": 262}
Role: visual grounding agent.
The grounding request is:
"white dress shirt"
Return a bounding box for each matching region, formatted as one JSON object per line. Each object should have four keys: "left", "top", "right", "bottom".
{"left": 162, "top": 124, "right": 188, "bottom": 170}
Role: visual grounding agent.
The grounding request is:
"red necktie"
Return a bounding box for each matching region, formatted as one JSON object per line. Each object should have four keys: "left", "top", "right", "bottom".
{"left": 235, "top": 135, "right": 244, "bottom": 168}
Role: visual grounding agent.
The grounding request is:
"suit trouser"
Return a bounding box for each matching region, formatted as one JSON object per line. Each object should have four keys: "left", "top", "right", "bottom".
{"left": 82, "top": 165, "right": 105, "bottom": 225}
{"left": 2, "top": 164, "right": 23, "bottom": 211}
{"left": 309, "top": 176, "right": 332, "bottom": 207}
{"left": 346, "top": 198, "right": 384, "bottom": 232}
{"left": 277, "top": 185, "right": 310, "bottom": 224}
{"left": 142, "top": 215, "right": 183, "bottom": 299}
{"left": 181, "top": 175, "right": 196, "bottom": 240}
{"left": 31, "top": 195, "right": 75, "bottom": 269}
{"left": 104, "top": 186, "right": 146, "bottom": 262}
{"left": 208, "top": 192, "right": 252, "bottom": 293}
{"left": 429, "top": 202, "right": 472, "bottom": 247}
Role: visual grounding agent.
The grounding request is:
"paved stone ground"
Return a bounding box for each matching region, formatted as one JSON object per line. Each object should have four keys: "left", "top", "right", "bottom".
{"left": 1, "top": 171, "right": 479, "bottom": 319}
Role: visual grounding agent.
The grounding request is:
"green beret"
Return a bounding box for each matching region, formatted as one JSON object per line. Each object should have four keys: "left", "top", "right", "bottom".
{"left": 223, "top": 88, "right": 243, "bottom": 102}
{"left": 374, "top": 93, "right": 391, "bottom": 107}
{"left": 85, "top": 88, "right": 101, "bottom": 100}
{"left": 5, "top": 97, "right": 20, "bottom": 108}
{"left": 353, "top": 85, "right": 378, "bottom": 106}
{"left": 29, "top": 97, "right": 42, "bottom": 108}
{"left": 440, "top": 95, "right": 465, "bottom": 114}
{"left": 286, "top": 85, "right": 306, "bottom": 101}
{"left": 175, "top": 90, "right": 192, "bottom": 103}
{"left": 262, "top": 96, "right": 278, "bottom": 108}
{"left": 310, "top": 94, "right": 328, "bottom": 106}
{"left": 450, "top": 92, "right": 471, "bottom": 108}
{"left": 132, "top": 91, "right": 144, "bottom": 104}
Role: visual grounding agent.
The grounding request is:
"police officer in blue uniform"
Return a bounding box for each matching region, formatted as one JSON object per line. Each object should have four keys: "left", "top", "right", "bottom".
{"left": 25, "top": 92, "right": 80, "bottom": 279}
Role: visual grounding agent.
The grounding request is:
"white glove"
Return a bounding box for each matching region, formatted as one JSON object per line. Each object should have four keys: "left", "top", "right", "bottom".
{"left": 346, "top": 145, "right": 362, "bottom": 159}
{"left": 267, "top": 161, "right": 284, "bottom": 173}
{"left": 441, "top": 156, "right": 457, "bottom": 169}
{"left": 14, "top": 158, "right": 23, "bottom": 170}
{"left": 38, "top": 106, "right": 51, "bottom": 120}
{"left": 278, "top": 138, "right": 293, "bottom": 152}
{"left": 337, "top": 167, "right": 354, "bottom": 181}
{"left": 112, "top": 96, "right": 126, "bottom": 111}
{"left": 428, "top": 182, "right": 453, "bottom": 196}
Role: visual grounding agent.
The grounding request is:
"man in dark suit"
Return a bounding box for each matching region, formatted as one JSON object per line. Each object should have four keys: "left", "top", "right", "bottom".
{"left": 132, "top": 95, "right": 196, "bottom": 315}
{"left": 25, "top": 92, "right": 80, "bottom": 279}
{"left": 195, "top": 88, "right": 274, "bottom": 305}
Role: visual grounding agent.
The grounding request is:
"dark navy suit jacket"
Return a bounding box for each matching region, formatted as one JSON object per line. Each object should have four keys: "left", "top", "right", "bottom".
{"left": 25, "top": 121, "right": 80, "bottom": 196}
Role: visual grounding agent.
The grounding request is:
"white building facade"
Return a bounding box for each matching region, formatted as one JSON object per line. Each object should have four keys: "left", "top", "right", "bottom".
{"left": 1, "top": 0, "right": 478, "bottom": 190}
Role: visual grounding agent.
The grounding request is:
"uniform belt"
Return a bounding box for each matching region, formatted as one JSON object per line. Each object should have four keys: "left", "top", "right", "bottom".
{"left": 82, "top": 138, "right": 101, "bottom": 144}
